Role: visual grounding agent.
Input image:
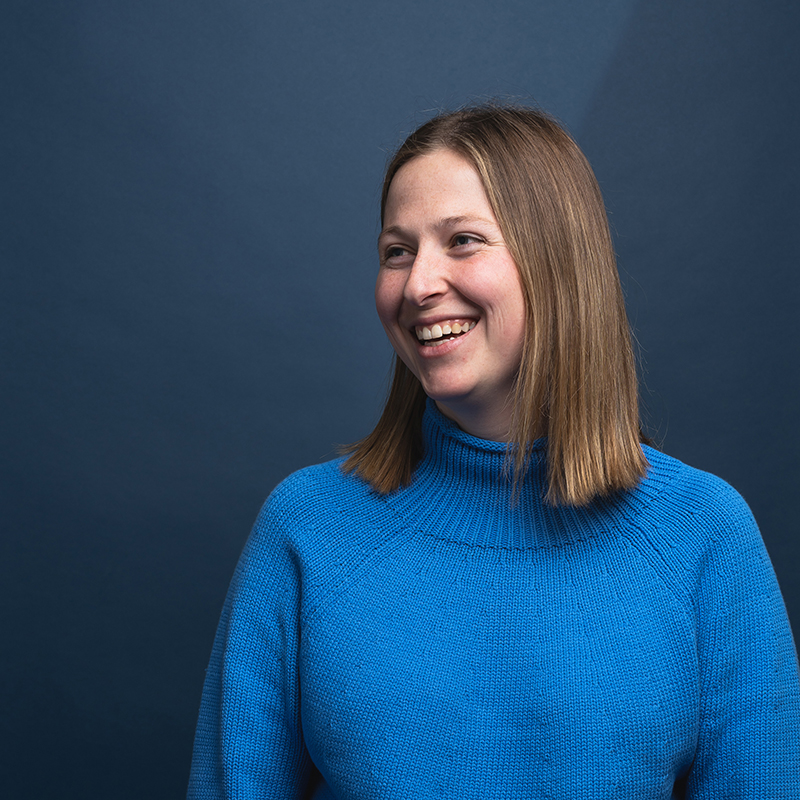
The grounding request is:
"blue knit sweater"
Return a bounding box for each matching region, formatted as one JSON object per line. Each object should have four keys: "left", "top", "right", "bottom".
{"left": 188, "top": 403, "right": 800, "bottom": 799}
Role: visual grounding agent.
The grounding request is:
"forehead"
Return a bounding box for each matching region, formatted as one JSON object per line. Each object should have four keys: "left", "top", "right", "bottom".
{"left": 383, "top": 149, "right": 494, "bottom": 225}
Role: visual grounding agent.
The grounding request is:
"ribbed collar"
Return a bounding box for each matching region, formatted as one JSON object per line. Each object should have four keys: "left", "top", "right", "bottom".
{"left": 383, "top": 400, "right": 674, "bottom": 550}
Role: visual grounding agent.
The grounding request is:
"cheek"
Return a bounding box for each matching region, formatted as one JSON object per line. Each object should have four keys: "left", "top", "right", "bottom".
{"left": 374, "top": 271, "right": 403, "bottom": 328}
{"left": 483, "top": 268, "right": 527, "bottom": 355}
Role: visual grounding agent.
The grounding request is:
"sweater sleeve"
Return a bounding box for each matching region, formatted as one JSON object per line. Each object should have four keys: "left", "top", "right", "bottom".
{"left": 687, "top": 488, "right": 800, "bottom": 798}
{"left": 187, "top": 490, "right": 316, "bottom": 799}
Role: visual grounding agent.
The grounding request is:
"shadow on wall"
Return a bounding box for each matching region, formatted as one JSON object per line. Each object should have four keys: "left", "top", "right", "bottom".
{"left": 578, "top": 0, "right": 800, "bottom": 625}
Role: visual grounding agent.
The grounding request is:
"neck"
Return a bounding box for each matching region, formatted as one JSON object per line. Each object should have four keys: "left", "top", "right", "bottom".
{"left": 434, "top": 398, "right": 514, "bottom": 442}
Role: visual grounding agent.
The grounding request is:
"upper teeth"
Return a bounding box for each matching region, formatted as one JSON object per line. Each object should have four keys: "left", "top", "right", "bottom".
{"left": 415, "top": 320, "right": 477, "bottom": 341}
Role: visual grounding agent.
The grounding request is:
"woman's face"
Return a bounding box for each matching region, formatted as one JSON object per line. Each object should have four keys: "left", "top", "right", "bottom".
{"left": 376, "top": 148, "right": 527, "bottom": 441}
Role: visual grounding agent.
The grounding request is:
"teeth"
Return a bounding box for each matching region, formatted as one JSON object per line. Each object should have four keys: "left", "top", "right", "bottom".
{"left": 415, "top": 320, "right": 477, "bottom": 342}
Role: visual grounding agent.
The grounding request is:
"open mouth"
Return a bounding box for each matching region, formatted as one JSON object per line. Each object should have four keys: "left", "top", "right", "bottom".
{"left": 414, "top": 320, "right": 478, "bottom": 347}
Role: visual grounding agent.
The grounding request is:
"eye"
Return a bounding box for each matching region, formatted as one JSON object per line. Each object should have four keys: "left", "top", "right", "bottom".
{"left": 451, "top": 233, "right": 483, "bottom": 250}
{"left": 380, "top": 243, "right": 414, "bottom": 267}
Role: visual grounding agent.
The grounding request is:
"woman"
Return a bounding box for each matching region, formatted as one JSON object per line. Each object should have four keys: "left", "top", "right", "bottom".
{"left": 188, "top": 105, "right": 800, "bottom": 798}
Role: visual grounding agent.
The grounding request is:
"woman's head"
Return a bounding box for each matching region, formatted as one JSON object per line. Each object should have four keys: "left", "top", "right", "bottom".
{"left": 376, "top": 146, "right": 528, "bottom": 442}
{"left": 346, "top": 103, "right": 648, "bottom": 505}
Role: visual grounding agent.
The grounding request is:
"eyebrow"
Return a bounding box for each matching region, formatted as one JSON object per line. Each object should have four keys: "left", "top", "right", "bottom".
{"left": 378, "top": 215, "right": 497, "bottom": 245}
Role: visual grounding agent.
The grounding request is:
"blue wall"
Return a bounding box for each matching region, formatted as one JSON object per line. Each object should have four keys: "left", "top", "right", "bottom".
{"left": 2, "top": 0, "right": 798, "bottom": 795}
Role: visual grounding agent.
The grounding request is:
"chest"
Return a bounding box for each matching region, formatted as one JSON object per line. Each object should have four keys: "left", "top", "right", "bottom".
{"left": 299, "top": 542, "right": 698, "bottom": 797}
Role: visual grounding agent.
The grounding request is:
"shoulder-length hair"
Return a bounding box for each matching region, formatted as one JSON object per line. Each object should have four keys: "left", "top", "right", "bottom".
{"left": 343, "top": 104, "right": 648, "bottom": 506}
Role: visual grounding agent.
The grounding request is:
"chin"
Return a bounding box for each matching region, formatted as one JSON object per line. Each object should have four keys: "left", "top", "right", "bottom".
{"left": 418, "top": 381, "right": 474, "bottom": 405}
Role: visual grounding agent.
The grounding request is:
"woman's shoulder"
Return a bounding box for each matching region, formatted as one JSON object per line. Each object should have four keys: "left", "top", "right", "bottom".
{"left": 256, "top": 456, "right": 368, "bottom": 526}
{"left": 229, "top": 457, "right": 369, "bottom": 576}
{"left": 245, "top": 456, "right": 395, "bottom": 561}
{"left": 622, "top": 446, "right": 767, "bottom": 589}
{"left": 236, "top": 457, "right": 402, "bottom": 600}
{"left": 638, "top": 444, "right": 757, "bottom": 534}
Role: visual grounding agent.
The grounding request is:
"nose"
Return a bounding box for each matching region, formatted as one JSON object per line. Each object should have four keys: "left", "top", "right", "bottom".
{"left": 402, "top": 246, "right": 448, "bottom": 307}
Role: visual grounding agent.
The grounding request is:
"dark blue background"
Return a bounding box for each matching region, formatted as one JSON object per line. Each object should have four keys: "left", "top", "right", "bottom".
{"left": 2, "top": 0, "right": 798, "bottom": 796}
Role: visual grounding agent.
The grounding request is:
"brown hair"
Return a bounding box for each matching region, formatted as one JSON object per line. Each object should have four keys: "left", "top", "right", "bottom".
{"left": 343, "top": 103, "right": 648, "bottom": 506}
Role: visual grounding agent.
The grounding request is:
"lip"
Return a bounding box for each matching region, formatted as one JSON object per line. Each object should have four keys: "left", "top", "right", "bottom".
{"left": 409, "top": 314, "right": 479, "bottom": 328}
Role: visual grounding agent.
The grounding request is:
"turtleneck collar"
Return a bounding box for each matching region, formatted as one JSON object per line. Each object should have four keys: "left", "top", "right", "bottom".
{"left": 381, "top": 399, "right": 672, "bottom": 550}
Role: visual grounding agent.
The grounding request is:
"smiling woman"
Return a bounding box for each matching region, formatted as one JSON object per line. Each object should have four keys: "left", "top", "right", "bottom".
{"left": 348, "top": 106, "right": 647, "bottom": 504}
{"left": 187, "top": 105, "right": 800, "bottom": 800}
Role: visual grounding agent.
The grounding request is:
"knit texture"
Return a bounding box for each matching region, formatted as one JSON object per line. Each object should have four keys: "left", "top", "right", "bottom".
{"left": 188, "top": 402, "right": 800, "bottom": 799}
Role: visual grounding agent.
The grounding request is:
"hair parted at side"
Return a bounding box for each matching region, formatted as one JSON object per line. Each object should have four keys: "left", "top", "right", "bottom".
{"left": 342, "top": 102, "right": 648, "bottom": 506}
